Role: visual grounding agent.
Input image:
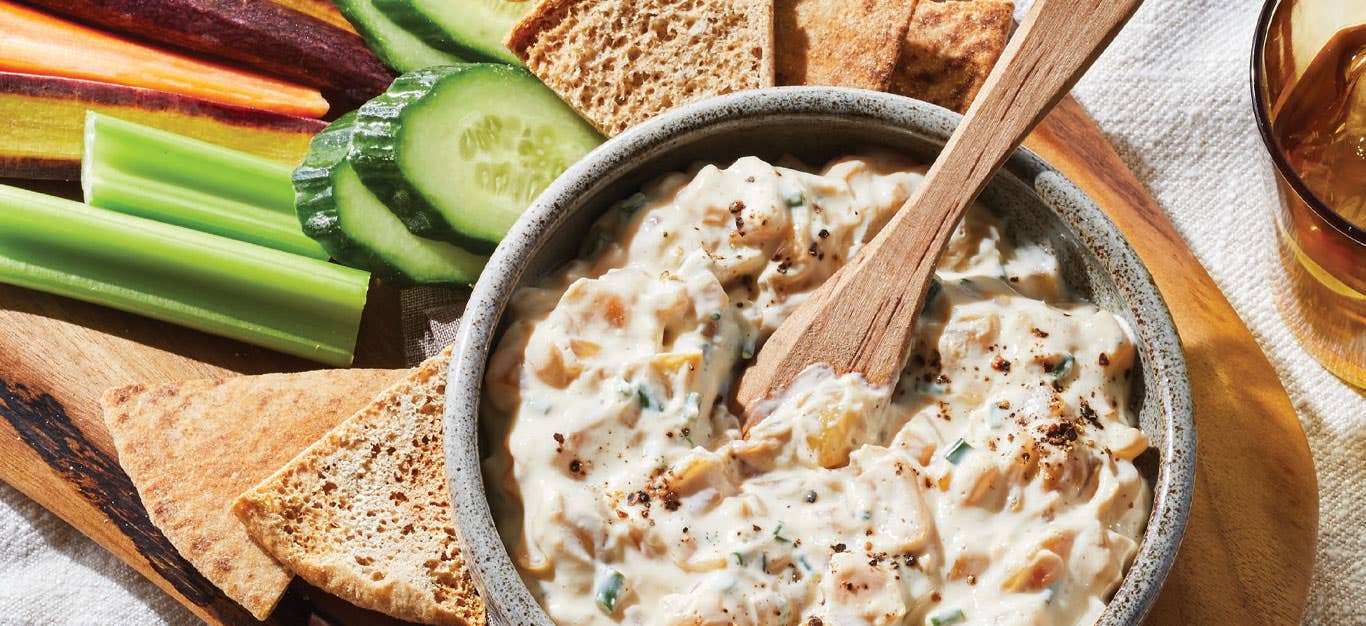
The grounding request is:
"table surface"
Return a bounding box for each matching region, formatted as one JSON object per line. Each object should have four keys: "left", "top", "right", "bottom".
{"left": 2, "top": 0, "right": 1361, "bottom": 623}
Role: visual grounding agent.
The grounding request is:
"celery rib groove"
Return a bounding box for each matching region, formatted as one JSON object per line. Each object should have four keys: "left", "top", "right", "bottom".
{"left": 0, "top": 184, "right": 369, "bottom": 366}
{"left": 82, "top": 112, "right": 329, "bottom": 259}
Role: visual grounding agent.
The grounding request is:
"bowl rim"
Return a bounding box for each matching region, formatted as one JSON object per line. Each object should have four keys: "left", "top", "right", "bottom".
{"left": 445, "top": 86, "right": 1195, "bottom": 626}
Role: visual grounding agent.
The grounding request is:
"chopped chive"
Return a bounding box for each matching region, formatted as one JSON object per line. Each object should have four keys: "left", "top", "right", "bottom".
{"left": 922, "top": 278, "right": 942, "bottom": 313}
{"left": 760, "top": 551, "right": 768, "bottom": 574}
{"left": 773, "top": 522, "right": 790, "bottom": 543}
{"left": 594, "top": 568, "right": 626, "bottom": 615}
{"left": 798, "top": 555, "right": 814, "bottom": 572}
{"left": 710, "top": 310, "right": 722, "bottom": 320}
{"left": 929, "top": 608, "right": 965, "bottom": 626}
{"left": 860, "top": 510, "right": 873, "bottom": 521}
{"left": 637, "top": 386, "right": 662, "bottom": 411}
{"left": 945, "top": 438, "right": 973, "bottom": 464}
{"left": 1051, "top": 354, "right": 1075, "bottom": 379}
{"left": 681, "top": 391, "right": 700, "bottom": 446}
{"left": 783, "top": 188, "right": 805, "bottom": 207}
{"left": 584, "top": 230, "right": 611, "bottom": 257}
{"left": 988, "top": 403, "right": 1007, "bottom": 429}
{"left": 615, "top": 192, "right": 649, "bottom": 215}
{"left": 731, "top": 551, "right": 746, "bottom": 566}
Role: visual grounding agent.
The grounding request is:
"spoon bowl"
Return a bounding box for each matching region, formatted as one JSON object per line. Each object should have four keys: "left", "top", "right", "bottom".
{"left": 734, "top": 0, "right": 1146, "bottom": 421}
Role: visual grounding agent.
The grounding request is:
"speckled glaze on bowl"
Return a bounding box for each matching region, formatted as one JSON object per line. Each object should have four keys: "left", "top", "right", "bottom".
{"left": 445, "top": 87, "right": 1194, "bottom": 626}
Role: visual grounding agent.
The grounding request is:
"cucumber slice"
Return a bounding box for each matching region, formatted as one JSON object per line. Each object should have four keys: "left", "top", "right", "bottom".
{"left": 372, "top": 0, "right": 528, "bottom": 64}
{"left": 335, "top": 0, "right": 467, "bottom": 72}
{"left": 295, "top": 112, "right": 487, "bottom": 286}
{"left": 332, "top": 163, "right": 486, "bottom": 285}
{"left": 351, "top": 64, "right": 602, "bottom": 252}
{"left": 295, "top": 112, "right": 370, "bottom": 268}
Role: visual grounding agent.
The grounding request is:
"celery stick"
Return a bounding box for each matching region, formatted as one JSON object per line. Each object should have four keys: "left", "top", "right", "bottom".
{"left": 0, "top": 184, "right": 369, "bottom": 366}
{"left": 82, "top": 111, "right": 329, "bottom": 259}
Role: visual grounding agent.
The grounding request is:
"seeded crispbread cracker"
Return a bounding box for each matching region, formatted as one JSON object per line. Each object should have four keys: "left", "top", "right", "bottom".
{"left": 232, "top": 348, "right": 485, "bottom": 626}
{"left": 505, "top": 0, "right": 775, "bottom": 137}
{"left": 774, "top": 0, "right": 920, "bottom": 90}
{"left": 888, "top": 0, "right": 1014, "bottom": 113}
{"left": 100, "top": 368, "right": 404, "bottom": 620}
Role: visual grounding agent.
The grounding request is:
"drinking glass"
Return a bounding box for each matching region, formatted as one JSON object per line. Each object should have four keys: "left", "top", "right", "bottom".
{"left": 1252, "top": 0, "right": 1366, "bottom": 388}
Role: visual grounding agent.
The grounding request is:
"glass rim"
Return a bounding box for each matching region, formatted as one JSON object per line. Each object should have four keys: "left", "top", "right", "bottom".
{"left": 1250, "top": 0, "right": 1366, "bottom": 244}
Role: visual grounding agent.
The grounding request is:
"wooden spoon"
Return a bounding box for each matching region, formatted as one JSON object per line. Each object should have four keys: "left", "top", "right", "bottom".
{"left": 736, "top": 0, "right": 1145, "bottom": 425}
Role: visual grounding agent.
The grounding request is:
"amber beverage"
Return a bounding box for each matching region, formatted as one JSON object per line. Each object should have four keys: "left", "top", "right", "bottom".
{"left": 1254, "top": 0, "right": 1366, "bottom": 387}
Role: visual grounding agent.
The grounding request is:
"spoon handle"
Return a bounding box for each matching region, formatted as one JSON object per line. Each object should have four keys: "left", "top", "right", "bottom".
{"left": 898, "top": 0, "right": 1145, "bottom": 251}
{"left": 737, "top": 0, "right": 1143, "bottom": 417}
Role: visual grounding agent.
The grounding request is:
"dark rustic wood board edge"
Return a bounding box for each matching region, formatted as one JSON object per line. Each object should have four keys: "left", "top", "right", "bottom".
{"left": 0, "top": 379, "right": 274, "bottom": 625}
{"left": 0, "top": 281, "right": 407, "bottom": 625}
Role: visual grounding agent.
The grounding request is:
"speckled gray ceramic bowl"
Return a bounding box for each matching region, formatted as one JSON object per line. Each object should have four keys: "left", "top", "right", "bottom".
{"left": 445, "top": 87, "right": 1194, "bottom": 626}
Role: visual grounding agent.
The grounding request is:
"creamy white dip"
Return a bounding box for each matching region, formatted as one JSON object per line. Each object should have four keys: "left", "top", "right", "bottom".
{"left": 483, "top": 154, "right": 1151, "bottom": 626}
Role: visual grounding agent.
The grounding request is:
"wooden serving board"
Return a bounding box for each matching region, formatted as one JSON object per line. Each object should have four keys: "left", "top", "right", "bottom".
{"left": 0, "top": 96, "right": 1316, "bottom": 625}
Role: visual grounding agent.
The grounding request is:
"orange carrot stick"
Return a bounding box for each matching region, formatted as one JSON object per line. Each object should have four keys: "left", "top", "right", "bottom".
{"left": 0, "top": 0, "right": 329, "bottom": 118}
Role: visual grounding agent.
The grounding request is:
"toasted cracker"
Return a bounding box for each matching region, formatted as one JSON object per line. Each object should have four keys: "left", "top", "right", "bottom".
{"left": 233, "top": 348, "right": 485, "bottom": 626}
{"left": 506, "top": 0, "right": 774, "bottom": 136}
{"left": 775, "top": 0, "right": 920, "bottom": 90}
{"left": 101, "top": 368, "right": 404, "bottom": 620}
{"left": 888, "top": 0, "right": 1015, "bottom": 113}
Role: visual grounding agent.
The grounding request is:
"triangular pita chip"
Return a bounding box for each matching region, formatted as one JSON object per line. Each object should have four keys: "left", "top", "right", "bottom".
{"left": 101, "top": 368, "right": 405, "bottom": 620}
{"left": 775, "top": 0, "right": 920, "bottom": 90}
{"left": 233, "top": 348, "right": 486, "bottom": 626}
{"left": 888, "top": 0, "right": 1015, "bottom": 112}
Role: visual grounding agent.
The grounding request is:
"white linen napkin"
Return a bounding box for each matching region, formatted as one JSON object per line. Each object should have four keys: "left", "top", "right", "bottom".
{"left": 1067, "top": 2, "right": 1363, "bottom": 623}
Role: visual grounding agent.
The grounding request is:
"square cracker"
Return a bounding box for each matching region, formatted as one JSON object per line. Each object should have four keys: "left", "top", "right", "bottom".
{"left": 507, "top": 0, "right": 775, "bottom": 136}
{"left": 775, "top": 0, "right": 921, "bottom": 90}
{"left": 888, "top": 0, "right": 1015, "bottom": 113}
{"left": 101, "top": 368, "right": 404, "bottom": 619}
